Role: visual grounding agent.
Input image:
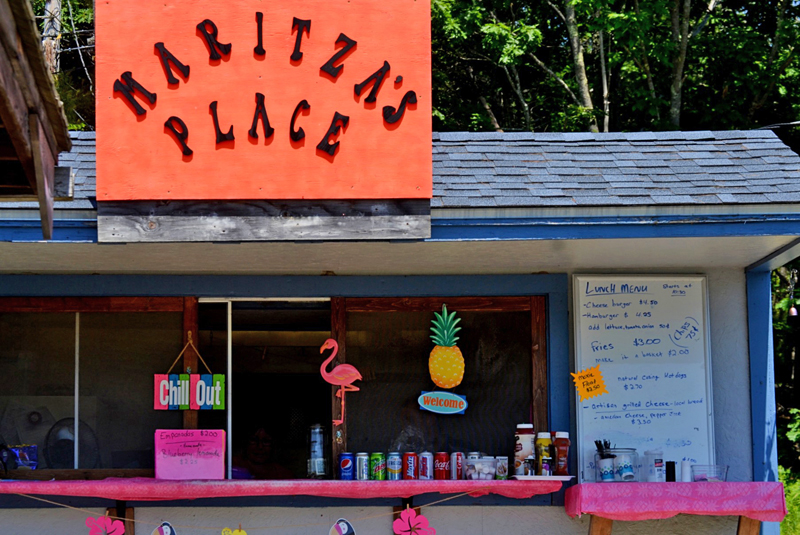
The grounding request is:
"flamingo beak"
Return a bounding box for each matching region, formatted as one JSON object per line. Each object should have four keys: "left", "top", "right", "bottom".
{"left": 320, "top": 341, "right": 329, "bottom": 353}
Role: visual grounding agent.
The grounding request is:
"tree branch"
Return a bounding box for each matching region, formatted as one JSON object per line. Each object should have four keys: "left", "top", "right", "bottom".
{"left": 528, "top": 52, "right": 581, "bottom": 106}
{"left": 466, "top": 64, "right": 503, "bottom": 132}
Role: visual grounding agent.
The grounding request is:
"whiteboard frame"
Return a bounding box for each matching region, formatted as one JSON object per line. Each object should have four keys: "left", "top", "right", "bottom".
{"left": 572, "top": 274, "right": 715, "bottom": 482}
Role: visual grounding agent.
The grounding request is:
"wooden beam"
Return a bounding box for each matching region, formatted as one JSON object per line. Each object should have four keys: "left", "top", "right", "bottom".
{"left": 30, "top": 113, "right": 54, "bottom": 239}
{"left": 531, "top": 296, "right": 548, "bottom": 435}
{"left": 330, "top": 297, "right": 347, "bottom": 463}
{"left": 97, "top": 200, "right": 431, "bottom": 242}
{"left": 345, "top": 296, "right": 532, "bottom": 312}
{"left": 183, "top": 297, "right": 200, "bottom": 430}
{"left": 0, "top": 12, "right": 35, "bottom": 191}
{"left": 588, "top": 515, "right": 613, "bottom": 535}
{"left": 0, "top": 297, "right": 185, "bottom": 313}
{"left": 2, "top": 0, "right": 70, "bottom": 152}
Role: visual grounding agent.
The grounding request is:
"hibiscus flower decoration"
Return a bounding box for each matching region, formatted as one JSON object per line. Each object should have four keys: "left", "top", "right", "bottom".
{"left": 85, "top": 516, "right": 125, "bottom": 535}
{"left": 392, "top": 507, "right": 436, "bottom": 535}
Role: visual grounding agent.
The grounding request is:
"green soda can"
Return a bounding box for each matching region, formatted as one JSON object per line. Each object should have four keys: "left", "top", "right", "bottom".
{"left": 370, "top": 452, "right": 387, "bottom": 480}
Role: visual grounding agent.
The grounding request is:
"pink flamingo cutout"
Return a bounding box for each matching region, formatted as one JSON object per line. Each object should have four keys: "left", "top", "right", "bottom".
{"left": 320, "top": 339, "right": 362, "bottom": 426}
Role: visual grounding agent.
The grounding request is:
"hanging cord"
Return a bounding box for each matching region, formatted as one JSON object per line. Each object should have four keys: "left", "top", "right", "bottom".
{"left": 789, "top": 270, "right": 798, "bottom": 316}
{"left": 166, "top": 331, "right": 213, "bottom": 375}
{"left": 15, "top": 486, "right": 492, "bottom": 531}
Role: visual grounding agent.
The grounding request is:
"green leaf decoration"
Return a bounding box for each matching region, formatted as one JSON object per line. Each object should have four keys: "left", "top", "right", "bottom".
{"left": 431, "top": 304, "right": 461, "bottom": 347}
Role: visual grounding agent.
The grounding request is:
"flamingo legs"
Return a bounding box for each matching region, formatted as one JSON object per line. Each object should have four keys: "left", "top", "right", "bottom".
{"left": 334, "top": 384, "right": 360, "bottom": 426}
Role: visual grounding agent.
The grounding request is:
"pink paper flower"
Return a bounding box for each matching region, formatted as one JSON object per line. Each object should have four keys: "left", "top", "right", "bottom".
{"left": 85, "top": 516, "right": 125, "bottom": 535}
{"left": 392, "top": 508, "right": 436, "bottom": 535}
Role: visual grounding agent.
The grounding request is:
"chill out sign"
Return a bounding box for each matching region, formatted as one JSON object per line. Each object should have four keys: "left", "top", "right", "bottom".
{"left": 95, "top": 0, "right": 432, "bottom": 202}
{"left": 154, "top": 374, "right": 225, "bottom": 410}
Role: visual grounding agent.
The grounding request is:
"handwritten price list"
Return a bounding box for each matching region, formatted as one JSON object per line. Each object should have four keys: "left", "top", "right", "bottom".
{"left": 573, "top": 276, "right": 713, "bottom": 482}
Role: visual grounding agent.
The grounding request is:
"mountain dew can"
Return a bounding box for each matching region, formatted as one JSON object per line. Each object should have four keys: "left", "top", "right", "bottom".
{"left": 370, "top": 452, "right": 386, "bottom": 480}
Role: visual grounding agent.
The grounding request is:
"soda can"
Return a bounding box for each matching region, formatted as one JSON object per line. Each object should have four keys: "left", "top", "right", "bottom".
{"left": 387, "top": 452, "right": 402, "bottom": 480}
{"left": 356, "top": 452, "right": 370, "bottom": 481}
{"left": 495, "top": 456, "right": 509, "bottom": 480}
{"left": 370, "top": 452, "right": 386, "bottom": 480}
{"left": 467, "top": 451, "right": 481, "bottom": 460}
{"left": 403, "top": 452, "right": 418, "bottom": 480}
{"left": 338, "top": 452, "right": 355, "bottom": 480}
{"left": 419, "top": 451, "right": 434, "bottom": 480}
{"left": 434, "top": 452, "right": 450, "bottom": 480}
{"left": 450, "top": 452, "right": 464, "bottom": 480}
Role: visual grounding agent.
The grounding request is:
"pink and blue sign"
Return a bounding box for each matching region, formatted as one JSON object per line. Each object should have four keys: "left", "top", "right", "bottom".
{"left": 154, "top": 374, "right": 225, "bottom": 410}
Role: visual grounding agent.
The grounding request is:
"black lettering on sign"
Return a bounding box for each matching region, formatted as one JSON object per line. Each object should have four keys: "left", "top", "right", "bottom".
{"left": 290, "top": 99, "right": 310, "bottom": 142}
{"left": 354, "top": 61, "right": 390, "bottom": 103}
{"left": 249, "top": 93, "right": 274, "bottom": 140}
{"left": 113, "top": 72, "right": 156, "bottom": 116}
{"left": 291, "top": 18, "right": 311, "bottom": 62}
{"left": 320, "top": 33, "right": 357, "bottom": 79}
{"left": 164, "top": 116, "right": 192, "bottom": 156}
{"left": 254, "top": 12, "right": 265, "bottom": 56}
{"left": 209, "top": 101, "right": 235, "bottom": 144}
{"left": 196, "top": 19, "right": 231, "bottom": 61}
{"left": 383, "top": 90, "right": 417, "bottom": 124}
{"left": 154, "top": 42, "right": 190, "bottom": 85}
{"left": 316, "top": 112, "right": 349, "bottom": 156}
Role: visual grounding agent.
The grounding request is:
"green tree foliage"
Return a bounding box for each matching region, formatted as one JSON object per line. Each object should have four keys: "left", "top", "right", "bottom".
{"left": 32, "top": 0, "right": 94, "bottom": 130}
{"left": 433, "top": 0, "right": 800, "bottom": 136}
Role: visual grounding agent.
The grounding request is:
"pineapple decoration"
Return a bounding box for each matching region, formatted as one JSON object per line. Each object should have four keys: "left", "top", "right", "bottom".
{"left": 429, "top": 305, "right": 465, "bottom": 389}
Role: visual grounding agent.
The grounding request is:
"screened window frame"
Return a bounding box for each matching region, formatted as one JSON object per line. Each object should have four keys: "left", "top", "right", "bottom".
{"left": 0, "top": 297, "right": 193, "bottom": 480}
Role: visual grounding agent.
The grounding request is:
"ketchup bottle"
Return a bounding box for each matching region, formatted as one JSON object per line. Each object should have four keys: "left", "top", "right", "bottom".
{"left": 554, "top": 432, "right": 570, "bottom": 476}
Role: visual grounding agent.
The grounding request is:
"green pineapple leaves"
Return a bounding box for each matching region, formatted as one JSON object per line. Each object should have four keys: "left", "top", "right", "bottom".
{"left": 430, "top": 304, "right": 461, "bottom": 347}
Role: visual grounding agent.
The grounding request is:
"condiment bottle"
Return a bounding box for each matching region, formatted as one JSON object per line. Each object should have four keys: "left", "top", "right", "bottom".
{"left": 535, "top": 432, "right": 552, "bottom": 476}
{"left": 553, "top": 432, "right": 570, "bottom": 476}
{"left": 514, "top": 424, "right": 535, "bottom": 475}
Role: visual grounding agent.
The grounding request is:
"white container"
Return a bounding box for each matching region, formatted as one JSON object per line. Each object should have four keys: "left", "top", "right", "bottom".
{"left": 644, "top": 449, "right": 665, "bottom": 482}
{"left": 465, "top": 457, "right": 497, "bottom": 480}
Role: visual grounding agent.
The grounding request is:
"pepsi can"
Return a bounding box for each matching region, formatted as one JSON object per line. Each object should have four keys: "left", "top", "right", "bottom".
{"left": 339, "top": 452, "right": 355, "bottom": 480}
{"left": 419, "top": 451, "right": 434, "bottom": 480}
{"left": 387, "top": 452, "right": 402, "bottom": 480}
{"left": 356, "top": 452, "right": 370, "bottom": 481}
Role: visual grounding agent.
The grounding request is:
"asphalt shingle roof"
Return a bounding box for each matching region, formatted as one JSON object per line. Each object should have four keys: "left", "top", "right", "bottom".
{"left": 432, "top": 130, "right": 800, "bottom": 208}
{"left": 5, "top": 130, "right": 799, "bottom": 210}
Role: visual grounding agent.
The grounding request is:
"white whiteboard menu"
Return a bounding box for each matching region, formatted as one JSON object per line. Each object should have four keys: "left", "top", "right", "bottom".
{"left": 573, "top": 275, "right": 714, "bottom": 482}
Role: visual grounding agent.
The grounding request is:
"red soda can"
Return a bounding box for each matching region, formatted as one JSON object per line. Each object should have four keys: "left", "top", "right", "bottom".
{"left": 403, "top": 452, "right": 418, "bottom": 480}
{"left": 434, "top": 452, "right": 450, "bottom": 480}
{"left": 450, "top": 452, "right": 464, "bottom": 480}
{"left": 419, "top": 451, "right": 434, "bottom": 480}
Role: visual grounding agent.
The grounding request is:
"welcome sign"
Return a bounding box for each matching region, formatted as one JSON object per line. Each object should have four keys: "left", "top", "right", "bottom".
{"left": 154, "top": 374, "right": 226, "bottom": 410}
{"left": 95, "top": 0, "right": 432, "bottom": 201}
{"left": 418, "top": 391, "right": 468, "bottom": 415}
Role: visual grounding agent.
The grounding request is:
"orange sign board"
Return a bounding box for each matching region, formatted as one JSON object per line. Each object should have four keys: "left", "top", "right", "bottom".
{"left": 95, "top": 1, "right": 431, "bottom": 201}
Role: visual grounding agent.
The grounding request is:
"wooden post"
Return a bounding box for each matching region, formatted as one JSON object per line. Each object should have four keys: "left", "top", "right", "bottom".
{"left": 588, "top": 515, "right": 613, "bottom": 535}
{"left": 736, "top": 516, "right": 760, "bottom": 535}
{"left": 182, "top": 297, "right": 199, "bottom": 429}
{"left": 107, "top": 502, "right": 134, "bottom": 535}
{"left": 330, "top": 297, "right": 347, "bottom": 463}
{"left": 531, "top": 296, "right": 548, "bottom": 435}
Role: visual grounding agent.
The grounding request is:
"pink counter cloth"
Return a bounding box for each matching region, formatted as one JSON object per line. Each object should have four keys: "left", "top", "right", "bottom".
{"left": 0, "top": 478, "right": 562, "bottom": 501}
{"left": 565, "top": 482, "right": 787, "bottom": 522}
